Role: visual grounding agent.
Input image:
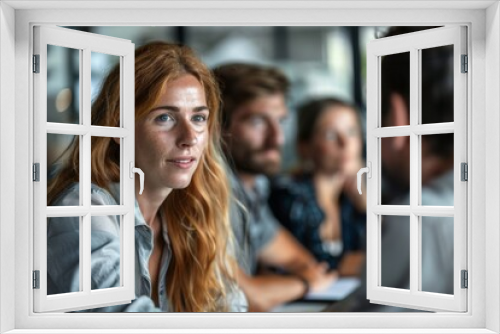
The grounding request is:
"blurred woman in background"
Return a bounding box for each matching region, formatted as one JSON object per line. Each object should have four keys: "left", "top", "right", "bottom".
{"left": 269, "top": 97, "right": 366, "bottom": 276}
{"left": 47, "top": 41, "right": 247, "bottom": 312}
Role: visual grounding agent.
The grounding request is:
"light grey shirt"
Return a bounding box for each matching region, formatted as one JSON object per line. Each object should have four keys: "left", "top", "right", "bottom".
{"left": 328, "top": 170, "right": 454, "bottom": 312}
{"left": 380, "top": 170, "right": 454, "bottom": 298}
{"left": 229, "top": 172, "right": 280, "bottom": 275}
{"left": 48, "top": 182, "right": 247, "bottom": 312}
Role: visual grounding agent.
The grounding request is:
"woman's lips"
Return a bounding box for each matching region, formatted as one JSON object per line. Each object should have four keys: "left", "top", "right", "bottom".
{"left": 167, "top": 157, "right": 196, "bottom": 169}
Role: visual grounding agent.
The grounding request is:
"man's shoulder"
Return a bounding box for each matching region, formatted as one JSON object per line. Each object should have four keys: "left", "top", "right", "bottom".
{"left": 228, "top": 171, "right": 270, "bottom": 200}
{"left": 254, "top": 175, "right": 270, "bottom": 197}
{"left": 421, "top": 170, "right": 454, "bottom": 206}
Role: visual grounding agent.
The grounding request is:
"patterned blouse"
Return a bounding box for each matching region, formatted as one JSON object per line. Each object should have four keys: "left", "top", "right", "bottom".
{"left": 268, "top": 173, "right": 366, "bottom": 270}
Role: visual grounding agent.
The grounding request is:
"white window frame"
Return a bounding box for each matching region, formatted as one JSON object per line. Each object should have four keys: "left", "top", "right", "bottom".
{"left": 0, "top": 1, "right": 499, "bottom": 333}
{"left": 33, "top": 25, "right": 136, "bottom": 312}
{"left": 365, "top": 26, "right": 467, "bottom": 313}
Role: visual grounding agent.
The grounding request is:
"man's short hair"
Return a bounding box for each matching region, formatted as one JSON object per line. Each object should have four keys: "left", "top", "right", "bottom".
{"left": 213, "top": 63, "right": 290, "bottom": 129}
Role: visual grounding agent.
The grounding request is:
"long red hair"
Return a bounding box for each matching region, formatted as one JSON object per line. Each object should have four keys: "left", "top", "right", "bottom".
{"left": 48, "top": 41, "right": 236, "bottom": 312}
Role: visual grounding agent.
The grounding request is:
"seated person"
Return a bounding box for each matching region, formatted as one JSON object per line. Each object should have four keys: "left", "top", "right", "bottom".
{"left": 329, "top": 27, "right": 454, "bottom": 312}
{"left": 214, "top": 63, "right": 338, "bottom": 312}
{"left": 269, "top": 97, "right": 366, "bottom": 276}
{"left": 47, "top": 42, "right": 247, "bottom": 312}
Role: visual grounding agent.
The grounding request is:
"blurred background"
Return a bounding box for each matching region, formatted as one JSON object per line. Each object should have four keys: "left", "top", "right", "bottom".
{"left": 46, "top": 25, "right": 457, "bottom": 313}
{"left": 47, "top": 26, "right": 389, "bottom": 171}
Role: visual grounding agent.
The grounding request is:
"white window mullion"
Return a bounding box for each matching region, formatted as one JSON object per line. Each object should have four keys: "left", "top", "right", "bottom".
{"left": 46, "top": 206, "right": 88, "bottom": 217}
{"left": 78, "top": 49, "right": 84, "bottom": 207}
{"left": 46, "top": 206, "right": 129, "bottom": 217}
{"left": 373, "top": 122, "right": 455, "bottom": 138}
{"left": 372, "top": 205, "right": 455, "bottom": 217}
{"left": 412, "top": 206, "right": 455, "bottom": 217}
{"left": 122, "top": 48, "right": 135, "bottom": 294}
{"left": 77, "top": 49, "right": 84, "bottom": 292}
{"left": 418, "top": 214, "right": 423, "bottom": 292}
{"left": 82, "top": 48, "right": 91, "bottom": 205}
{"left": 81, "top": 48, "right": 92, "bottom": 295}
{"left": 366, "top": 45, "right": 379, "bottom": 301}
{"left": 46, "top": 123, "right": 130, "bottom": 138}
{"left": 372, "top": 205, "right": 411, "bottom": 215}
{"left": 373, "top": 123, "right": 454, "bottom": 138}
{"left": 416, "top": 48, "right": 423, "bottom": 293}
{"left": 412, "top": 122, "right": 454, "bottom": 135}
{"left": 120, "top": 54, "right": 126, "bottom": 284}
{"left": 372, "top": 125, "right": 412, "bottom": 138}
{"left": 409, "top": 48, "right": 419, "bottom": 295}
{"left": 46, "top": 123, "right": 87, "bottom": 135}
{"left": 377, "top": 215, "right": 382, "bottom": 288}
{"left": 82, "top": 213, "right": 91, "bottom": 294}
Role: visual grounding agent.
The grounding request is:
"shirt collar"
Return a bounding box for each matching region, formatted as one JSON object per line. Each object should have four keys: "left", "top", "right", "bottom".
{"left": 107, "top": 182, "right": 162, "bottom": 231}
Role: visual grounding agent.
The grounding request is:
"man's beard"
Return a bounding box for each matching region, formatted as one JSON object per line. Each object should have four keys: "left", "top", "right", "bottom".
{"left": 231, "top": 147, "right": 282, "bottom": 177}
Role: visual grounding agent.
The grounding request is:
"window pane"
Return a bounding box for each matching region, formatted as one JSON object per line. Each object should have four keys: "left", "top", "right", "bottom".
{"left": 381, "top": 137, "right": 410, "bottom": 205}
{"left": 91, "top": 52, "right": 120, "bottom": 127}
{"left": 47, "top": 44, "right": 80, "bottom": 124}
{"left": 91, "top": 136, "right": 120, "bottom": 205}
{"left": 421, "top": 216, "right": 454, "bottom": 294}
{"left": 91, "top": 215, "right": 121, "bottom": 290}
{"left": 47, "top": 216, "right": 81, "bottom": 295}
{"left": 421, "top": 45, "right": 454, "bottom": 124}
{"left": 380, "top": 52, "right": 410, "bottom": 127}
{"left": 381, "top": 215, "right": 410, "bottom": 290}
{"left": 47, "top": 133, "right": 80, "bottom": 206}
{"left": 420, "top": 134, "right": 454, "bottom": 206}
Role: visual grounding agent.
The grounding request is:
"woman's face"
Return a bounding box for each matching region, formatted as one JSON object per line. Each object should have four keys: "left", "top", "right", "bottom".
{"left": 135, "top": 74, "right": 209, "bottom": 192}
{"left": 308, "top": 106, "right": 362, "bottom": 175}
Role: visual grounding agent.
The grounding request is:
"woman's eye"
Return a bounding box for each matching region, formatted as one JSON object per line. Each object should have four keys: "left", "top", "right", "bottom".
{"left": 155, "top": 114, "right": 173, "bottom": 123}
{"left": 192, "top": 114, "right": 208, "bottom": 123}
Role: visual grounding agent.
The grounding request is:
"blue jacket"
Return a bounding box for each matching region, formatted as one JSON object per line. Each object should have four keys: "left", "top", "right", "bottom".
{"left": 268, "top": 173, "right": 366, "bottom": 270}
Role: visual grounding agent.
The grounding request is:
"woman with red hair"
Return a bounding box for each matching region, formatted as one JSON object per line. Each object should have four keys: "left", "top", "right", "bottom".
{"left": 47, "top": 42, "right": 246, "bottom": 312}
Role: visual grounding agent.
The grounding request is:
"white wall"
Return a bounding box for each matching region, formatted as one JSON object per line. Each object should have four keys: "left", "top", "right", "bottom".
{"left": 3, "top": 3, "right": 498, "bottom": 332}
{"left": 0, "top": 2, "right": 16, "bottom": 333}
{"left": 485, "top": 2, "right": 500, "bottom": 333}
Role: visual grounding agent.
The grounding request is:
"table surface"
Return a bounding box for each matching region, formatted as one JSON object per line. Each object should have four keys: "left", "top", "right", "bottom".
{"left": 270, "top": 277, "right": 361, "bottom": 312}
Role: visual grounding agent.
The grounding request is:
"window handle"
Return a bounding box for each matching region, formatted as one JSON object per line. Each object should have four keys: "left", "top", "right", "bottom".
{"left": 357, "top": 162, "right": 371, "bottom": 195}
{"left": 129, "top": 162, "right": 144, "bottom": 195}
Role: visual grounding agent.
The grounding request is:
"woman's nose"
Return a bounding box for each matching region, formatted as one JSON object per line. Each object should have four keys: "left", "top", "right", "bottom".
{"left": 177, "top": 120, "right": 198, "bottom": 147}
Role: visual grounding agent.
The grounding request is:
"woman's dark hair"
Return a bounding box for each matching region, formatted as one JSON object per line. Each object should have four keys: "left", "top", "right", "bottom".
{"left": 380, "top": 26, "right": 454, "bottom": 158}
{"left": 296, "top": 97, "right": 361, "bottom": 144}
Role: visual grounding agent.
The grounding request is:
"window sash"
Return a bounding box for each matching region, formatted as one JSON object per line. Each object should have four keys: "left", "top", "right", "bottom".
{"left": 32, "top": 25, "right": 136, "bottom": 313}
{"left": 365, "top": 26, "right": 468, "bottom": 313}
